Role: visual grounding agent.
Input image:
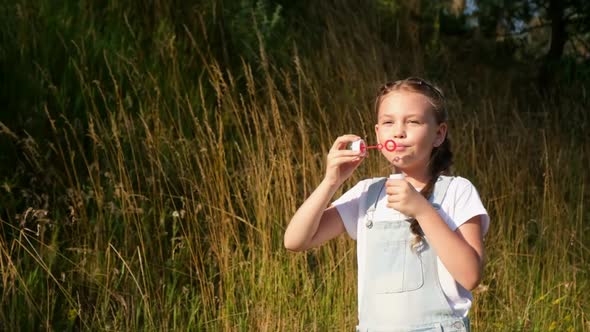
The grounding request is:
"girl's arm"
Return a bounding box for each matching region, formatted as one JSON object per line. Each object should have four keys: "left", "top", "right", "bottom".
{"left": 414, "top": 208, "right": 484, "bottom": 291}
{"left": 386, "top": 180, "right": 485, "bottom": 290}
{"left": 284, "top": 135, "right": 364, "bottom": 251}
{"left": 283, "top": 181, "right": 345, "bottom": 251}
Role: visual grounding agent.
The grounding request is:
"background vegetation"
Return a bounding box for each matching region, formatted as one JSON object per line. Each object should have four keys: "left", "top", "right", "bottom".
{"left": 1, "top": 0, "right": 589, "bottom": 330}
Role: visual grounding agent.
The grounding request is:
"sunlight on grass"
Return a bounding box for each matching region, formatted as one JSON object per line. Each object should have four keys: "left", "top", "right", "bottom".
{"left": 0, "top": 1, "right": 588, "bottom": 331}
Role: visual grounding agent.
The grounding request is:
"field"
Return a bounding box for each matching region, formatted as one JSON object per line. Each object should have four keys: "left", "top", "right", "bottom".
{"left": 0, "top": 1, "right": 588, "bottom": 331}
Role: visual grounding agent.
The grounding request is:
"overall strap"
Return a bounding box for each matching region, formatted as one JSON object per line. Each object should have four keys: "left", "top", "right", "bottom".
{"left": 365, "top": 178, "right": 387, "bottom": 218}
{"left": 431, "top": 175, "right": 455, "bottom": 209}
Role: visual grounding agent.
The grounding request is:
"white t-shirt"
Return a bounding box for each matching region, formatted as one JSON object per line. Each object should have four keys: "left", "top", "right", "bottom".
{"left": 332, "top": 176, "right": 489, "bottom": 318}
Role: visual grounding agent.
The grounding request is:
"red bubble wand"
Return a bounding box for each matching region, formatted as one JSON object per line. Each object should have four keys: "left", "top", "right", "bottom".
{"left": 350, "top": 139, "right": 397, "bottom": 155}
{"left": 351, "top": 138, "right": 404, "bottom": 178}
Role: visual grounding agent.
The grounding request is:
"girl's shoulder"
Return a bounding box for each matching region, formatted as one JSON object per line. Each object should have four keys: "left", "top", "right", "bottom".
{"left": 440, "top": 175, "right": 489, "bottom": 232}
{"left": 445, "top": 175, "right": 476, "bottom": 187}
{"left": 444, "top": 175, "right": 482, "bottom": 195}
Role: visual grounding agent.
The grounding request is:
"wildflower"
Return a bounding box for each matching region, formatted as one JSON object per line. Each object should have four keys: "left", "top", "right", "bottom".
{"left": 172, "top": 210, "right": 185, "bottom": 219}
{"left": 67, "top": 308, "right": 78, "bottom": 321}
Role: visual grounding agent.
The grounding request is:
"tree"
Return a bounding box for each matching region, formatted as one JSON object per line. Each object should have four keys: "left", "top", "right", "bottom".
{"left": 472, "top": 0, "right": 589, "bottom": 91}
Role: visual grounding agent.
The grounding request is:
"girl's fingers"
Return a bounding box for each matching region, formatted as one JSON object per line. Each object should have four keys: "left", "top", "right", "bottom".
{"left": 331, "top": 155, "right": 364, "bottom": 165}
{"left": 386, "top": 179, "right": 405, "bottom": 186}
{"left": 330, "top": 135, "right": 361, "bottom": 152}
{"left": 387, "top": 194, "right": 401, "bottom": 203}
{"left": 385, "top": 185, "right": 404, "bottom": 195}
{"left": 385, "top": 180, "right": 408, "bottom": 193}
{"left": 330, "top": 150, "right": 361, "bottom": 158}
{"left": 386, "top": 189, "right": 407, "bottom": 201}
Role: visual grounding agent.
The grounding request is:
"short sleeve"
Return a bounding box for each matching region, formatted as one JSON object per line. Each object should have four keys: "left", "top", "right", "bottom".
{"left": 332, "top": 179, "right": 371, "bottom": 240}
{"left": 442, "top": 177, "right": 490, "bottom": 235}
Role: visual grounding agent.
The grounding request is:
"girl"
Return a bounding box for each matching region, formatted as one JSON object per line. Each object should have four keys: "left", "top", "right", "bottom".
{"left": 284, "top": 77, "right": 489, "bottom": 331}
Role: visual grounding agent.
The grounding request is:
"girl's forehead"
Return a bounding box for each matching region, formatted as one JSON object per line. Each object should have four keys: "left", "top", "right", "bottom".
{"left": 378, "top": 91, "right": 433, "bottom": 115}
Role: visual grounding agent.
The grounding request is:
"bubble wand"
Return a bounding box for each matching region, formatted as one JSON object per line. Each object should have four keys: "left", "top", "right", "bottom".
{"left": 350, "top": 138, "right": 405, "bottom": 180}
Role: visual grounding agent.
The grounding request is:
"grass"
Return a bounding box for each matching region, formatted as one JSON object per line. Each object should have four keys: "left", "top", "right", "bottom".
{"left": 0, "top": 1, "right": 589, "bottom": 331}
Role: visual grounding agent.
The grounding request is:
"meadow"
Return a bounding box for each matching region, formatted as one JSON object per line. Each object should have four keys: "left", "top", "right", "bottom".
{"left": 0, "top": 1, "right": 588, "bottom": 330}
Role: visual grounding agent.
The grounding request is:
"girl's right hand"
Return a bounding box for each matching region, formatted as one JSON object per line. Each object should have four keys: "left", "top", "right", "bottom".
{"left": 324, "top": 135, "right": 365, "bottom": 186}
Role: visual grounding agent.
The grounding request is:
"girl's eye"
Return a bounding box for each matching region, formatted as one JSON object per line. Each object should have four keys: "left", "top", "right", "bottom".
{"left": 382, "top": 121, "right": 393, "bottom": 125}
{"left": 408, "top": 120, "right": 421, "bottom": 124}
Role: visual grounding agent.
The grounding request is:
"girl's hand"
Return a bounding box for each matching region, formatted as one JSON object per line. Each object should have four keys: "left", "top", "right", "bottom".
{"left": 324, "top": 135, "right": 365, "bottom": 186}
{"left": 385, "top": 179, "right": 430, "bottom": 217}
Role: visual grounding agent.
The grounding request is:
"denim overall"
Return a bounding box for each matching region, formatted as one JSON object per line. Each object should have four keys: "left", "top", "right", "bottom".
{"left": 356, "top": 176, "right": 470, "bottom": 332}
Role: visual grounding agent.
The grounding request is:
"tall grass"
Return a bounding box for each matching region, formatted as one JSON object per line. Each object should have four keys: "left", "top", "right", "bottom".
{"left": 1, "top": 1, "right": 589, "bottom": 331}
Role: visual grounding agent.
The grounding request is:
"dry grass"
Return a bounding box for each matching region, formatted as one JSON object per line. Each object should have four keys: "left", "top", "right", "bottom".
{"left": 0, "top": 1, "right": 588, "bottom": 331}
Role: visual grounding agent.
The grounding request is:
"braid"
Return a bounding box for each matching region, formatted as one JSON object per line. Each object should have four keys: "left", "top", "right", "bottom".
{"left": 409, "top": 137, "right": 453, "bottom": 251}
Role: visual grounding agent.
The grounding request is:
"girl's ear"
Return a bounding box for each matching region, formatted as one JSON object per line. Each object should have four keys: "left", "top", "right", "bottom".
{"left": 434, "top": 123, "right": 448, "bottom": 147}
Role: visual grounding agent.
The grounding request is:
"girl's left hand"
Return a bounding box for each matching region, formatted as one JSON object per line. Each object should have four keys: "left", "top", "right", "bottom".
{"left": 385, "top": 179, "right": 429, "bottom": 217}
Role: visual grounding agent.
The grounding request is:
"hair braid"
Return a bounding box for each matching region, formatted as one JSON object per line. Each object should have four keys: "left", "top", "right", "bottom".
{"left": 409, "top": 137, "right": 453, "bottom": 250}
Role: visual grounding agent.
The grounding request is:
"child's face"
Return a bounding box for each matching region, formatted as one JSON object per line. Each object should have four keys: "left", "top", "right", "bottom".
{"left": 375, "top": 91, "right": 447, "bottom": 173}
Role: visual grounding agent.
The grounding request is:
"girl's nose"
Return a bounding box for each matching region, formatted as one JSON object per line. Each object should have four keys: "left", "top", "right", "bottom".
{"left": 393, "top": 124, "right": 406, "bottom": 138}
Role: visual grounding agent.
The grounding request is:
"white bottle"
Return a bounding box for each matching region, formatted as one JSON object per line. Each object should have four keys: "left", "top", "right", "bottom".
{"left": 389, "top": 172, "right": 405, "bottom": 180}
{"left": 350, "top": 139, "right": 367, "bottom": 157}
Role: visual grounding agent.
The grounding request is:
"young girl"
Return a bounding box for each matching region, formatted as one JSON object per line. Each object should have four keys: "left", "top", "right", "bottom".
{"left": 284, "top": 77, "right": 489, "bottom": 331}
